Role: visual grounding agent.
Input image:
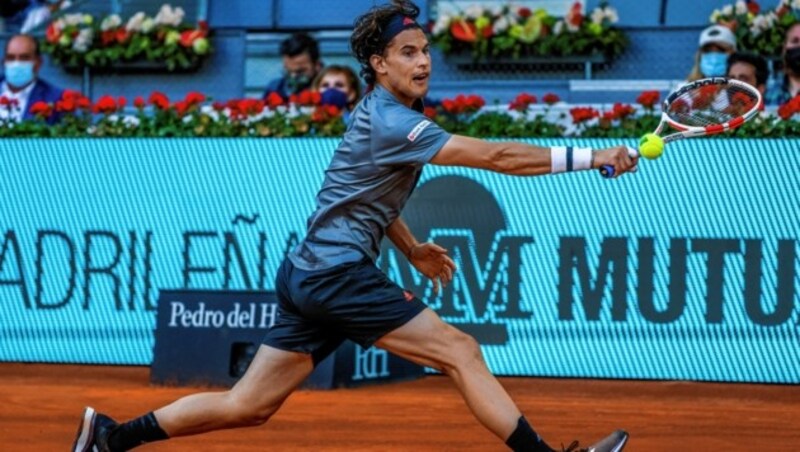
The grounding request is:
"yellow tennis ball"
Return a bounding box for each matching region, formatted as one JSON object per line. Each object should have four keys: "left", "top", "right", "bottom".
{"left": 639, "top": 133, "right": 664, "bottom": 160}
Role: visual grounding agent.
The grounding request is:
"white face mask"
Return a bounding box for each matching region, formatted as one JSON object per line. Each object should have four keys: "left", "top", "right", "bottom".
{"left": 4, "top": 61, "right": 36, "bottom": 88}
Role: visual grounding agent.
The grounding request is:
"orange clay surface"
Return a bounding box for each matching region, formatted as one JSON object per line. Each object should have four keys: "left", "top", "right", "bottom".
{"left": 1, "top": 363, "right": 798, "bottom": 451}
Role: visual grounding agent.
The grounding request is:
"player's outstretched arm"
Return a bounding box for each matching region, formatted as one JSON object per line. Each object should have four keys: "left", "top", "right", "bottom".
{"left": 430, "top": 134, "right": 637, "bottom": 177}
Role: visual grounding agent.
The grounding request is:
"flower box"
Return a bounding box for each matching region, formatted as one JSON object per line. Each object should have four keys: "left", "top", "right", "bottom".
{"left": 431, "top": 1, "right": 627, "bottom": 66}
{"left": 41, "top": 4, "right": 211, "bottom": 73}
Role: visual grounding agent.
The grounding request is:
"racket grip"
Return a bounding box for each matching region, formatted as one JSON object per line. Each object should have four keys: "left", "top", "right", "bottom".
{"left": 600, "top": 147, "right": 639, "bottom": 179}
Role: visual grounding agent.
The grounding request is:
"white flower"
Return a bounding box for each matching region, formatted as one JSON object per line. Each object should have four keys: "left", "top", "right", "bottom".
{"left": 749, "top": 25, "right": 762, "bottom": 37}
{"left": 735, "top": 1, "right": 748, "bottom": 15}
{"left": 125, "top": 12, "right": 146, "bottom": 32}
{"left": 710, "top": 9, "right": 721, "bottom": 22}
{"left": 489, "top": 4, "right": 504, "bottom": 17}
{"left": 52, "top": 18, "right": 65, "bottom": 31}
{"left": 464, "top": 4, "right": 484, "bottom": 20}
{"left": 553, "top": 20, "right": 565, "bottom": 35}
{"left": 590, "top": 8, "right": 605, "bottom": 25}
{"left": 63, "top": 13, "right": 85, "bottom": 27}
{"left": 141, "top": 17, "right": 155, "bottom": 33}
{"left": 154, "top": 4, "right": 185, "bottom": 27}
{"left": 605, "top": 7, "right": 619, "bottom": 24}
{"left": 122, "top": 115, "right": 141, "bottom": 128}
{"left": 72, "top": 28, "right": 93, "bottom": 53}
{"left": 432, "top": 15, "right": 450, "bottom": 35}
{"left": 721, "top": 5, "right": 734, "bottom": 16}
{"left": 100, "top": 14, "right": 121, "bottom": 31}
{"left": 493, "top": 16, "right": 509, "bottom": 34}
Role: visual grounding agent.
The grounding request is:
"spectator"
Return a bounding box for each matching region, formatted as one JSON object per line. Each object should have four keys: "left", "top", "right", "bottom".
{"left": 766, "top": 22, "right": 800, "bottom": 105}
{"left": 313, "top": 65, "right": 362, "bottom": 116}
{"left": 263, "top": 33, "right": 323, "bottom": 101}
{"left": 687, "top": 25, "right": 737, "bottom": 81}
{"left": 726, "top": 52, "right": 768, "bottom": 97}
{"left": 1, "top": 34, "right": 64, "bottom": 124}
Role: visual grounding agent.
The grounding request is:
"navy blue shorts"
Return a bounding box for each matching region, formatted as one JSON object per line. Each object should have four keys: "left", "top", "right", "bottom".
{"left": 263, "top": 257, "right": 427, "bottom": 364}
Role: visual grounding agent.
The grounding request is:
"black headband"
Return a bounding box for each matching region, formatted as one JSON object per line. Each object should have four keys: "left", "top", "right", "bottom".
{"left": 380, "top": 14, "right": 421, "bottom": 44}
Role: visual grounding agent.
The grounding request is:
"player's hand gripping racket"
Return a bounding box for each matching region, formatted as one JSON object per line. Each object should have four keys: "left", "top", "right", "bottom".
{"left": 600, "top": 77, "right": 762, "bottom": 178}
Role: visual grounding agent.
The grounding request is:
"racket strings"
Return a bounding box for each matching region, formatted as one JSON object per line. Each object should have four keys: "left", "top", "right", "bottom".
{"left": 666, "top": 84, "right": 759, "bottom": 128}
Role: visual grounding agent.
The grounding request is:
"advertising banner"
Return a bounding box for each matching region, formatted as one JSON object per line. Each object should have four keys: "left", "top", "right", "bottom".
{"left": 1, "top": 138, "right": 797, "bottom": 382}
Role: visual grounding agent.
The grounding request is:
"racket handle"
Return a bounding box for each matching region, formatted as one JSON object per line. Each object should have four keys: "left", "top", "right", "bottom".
{"left": 600, "top": 147, "right": 639, "bottom": 179}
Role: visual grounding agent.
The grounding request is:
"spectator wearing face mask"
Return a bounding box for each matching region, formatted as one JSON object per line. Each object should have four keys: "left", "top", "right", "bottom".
{"left": 1, "top": 34, "right": 64, "bottom": 124}
{"left": 766, "top": 22, "right": 800, "bottom": 105}
{"left": 263, "top": 33, "right": 323, "bottom": 102}
{"left": 687, "top": 25, "right": 737, "bottom": 82}
{"left": 313, "top": 65, "right": 362, "bottom": 122}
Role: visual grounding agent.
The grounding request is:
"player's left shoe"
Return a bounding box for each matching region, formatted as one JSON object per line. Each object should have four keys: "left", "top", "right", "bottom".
{"left": 71, "top": 406, "right": 119, "bottom": 452}
{"left": 561, "top": 430, "right": 629, "bottom": 452}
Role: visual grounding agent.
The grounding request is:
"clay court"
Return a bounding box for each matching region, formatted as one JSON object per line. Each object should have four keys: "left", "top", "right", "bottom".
{"left": 1, "top": 363, "right": 797, "bottom": 451}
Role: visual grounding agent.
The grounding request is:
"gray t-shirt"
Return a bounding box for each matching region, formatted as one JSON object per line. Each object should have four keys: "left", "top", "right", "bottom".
{"left": 288, "top": 85, "right": 452, "bottom": 270}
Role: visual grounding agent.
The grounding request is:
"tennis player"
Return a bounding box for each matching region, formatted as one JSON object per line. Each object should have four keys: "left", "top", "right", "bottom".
{"left": 72, "top": 1, "right": 635, "bottom": 451}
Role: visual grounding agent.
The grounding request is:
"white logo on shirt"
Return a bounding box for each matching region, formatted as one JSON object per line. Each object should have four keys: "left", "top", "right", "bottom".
{"left": 407, "top": 120, "right": 432, "bottom": 142}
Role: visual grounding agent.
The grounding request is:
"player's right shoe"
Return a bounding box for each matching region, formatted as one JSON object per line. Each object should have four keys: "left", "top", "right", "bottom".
{"left": 71, "top": 406, "right": 119, "bottom": 452}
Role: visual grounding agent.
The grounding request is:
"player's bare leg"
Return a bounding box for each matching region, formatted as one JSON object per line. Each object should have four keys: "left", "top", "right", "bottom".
{"left": 72, "top": 345, "right": 313, "bottom": 451}
{"left": 155, "top": 344, "right": 313, "bottom": 436}
{"left": 375, "top": 308, "right": 521, "bottom": 440}
{"left": 375, "top": 308, "right": 628, "bottom": 452}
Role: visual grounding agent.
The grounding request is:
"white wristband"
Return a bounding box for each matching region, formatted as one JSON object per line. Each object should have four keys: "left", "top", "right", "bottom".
{"left": 573, "top": 147, "right": 593, "bottom": 171}
{"left": 550, "top": 146, "right": 567, "bottom": 174}
{"left": 551, "top": 146, "right": 593, "bottom": 173}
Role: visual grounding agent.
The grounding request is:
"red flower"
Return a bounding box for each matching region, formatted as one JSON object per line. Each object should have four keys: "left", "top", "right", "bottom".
{"left": 62, "top": 89, "right": 82, "bottom": 101}
{"left": 636, "top": 90, "right": 660, "bottom": 109}
{"left": 508, "top": 93, "right": 537, "bottom": 112}
{"left": 569, "top": 107, "right": 599, "bottom": 124}
{"left": 265, "top": 92, "right": 284, "bottom": 109}
{"left": 236, "top": 98, "right": 265, "bottom": 116}
{"left": 134, "top": 96, "right": 145, "bottom": 109}
{"left": 184, "top": 92, "right": 206, "bottom": 106}
{"left": 56, "top": 98, "right": 76, "bottom": 113}
{"left": 212, "top": 101, "right": 226, "bottom": 111}
{"left": 450, "top": 20, "right": 478, "bottom": 42}
{"left": 601, "top": 103, "right": 635, "bottom": 121}
{"left": 566, "top": 2, "right": 583, "bottom": 27}
{"left": 101, "top": 30, "right": 116, "bottom": 46}
{"left": 518, "top": 7, "right": 532, "bottom": 18}
{"left": 174, "top": 100, "right": 189, "bottom": 116}
{"left": 441, "top": 94, "right": 485, "bottom": 115}
{"left": 746, "top": 1, "right": 760, "bottom": 15}
{"left": 542, "top": 93, "right": 560, "bottom": 105}
{"left": 30, "top": 101, "right": 53, "bottom": 118}
{"left": 423, "top": 106, "right": 437, "bottom": 119}
{"left": 777, "top": 95, "right": 800, "bottom": 120}
{"left": 93, "top": 95, "right": 118, "bottom": 114}
{"left": 149, "top": 91, "right": 170, "bottom": 110}
{"left": 46, "top": 23, "right": 62, "bottom": 44}
{"left": 116, "top": 29, "right": 131, "bottom": 44}
{"left": 291, "top": 90, "right": 321, "bottom": 106}
{"left": 180, "top": 26, "right": 208, "bottom": 48}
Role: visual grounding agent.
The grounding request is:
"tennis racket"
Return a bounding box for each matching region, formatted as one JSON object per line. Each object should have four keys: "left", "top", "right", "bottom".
{"left": 600, "top": 77, "right": 762, "bottom": 178}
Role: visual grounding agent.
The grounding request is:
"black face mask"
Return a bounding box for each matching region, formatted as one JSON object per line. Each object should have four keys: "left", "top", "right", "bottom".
{"left": 785, "top": 47, "right": 800, "bottom": 75}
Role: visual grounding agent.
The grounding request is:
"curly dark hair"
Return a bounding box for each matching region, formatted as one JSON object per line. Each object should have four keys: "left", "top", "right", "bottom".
{"left": 350, "top": 0, "right": 421, "bottom": 87}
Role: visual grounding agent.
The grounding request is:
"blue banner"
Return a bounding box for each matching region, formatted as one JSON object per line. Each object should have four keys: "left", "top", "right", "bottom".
{"left": 1, "top": 138, "right": 798, "bottom": 382}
